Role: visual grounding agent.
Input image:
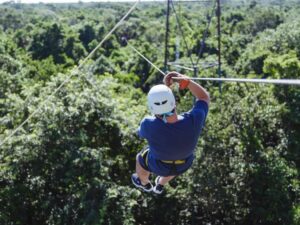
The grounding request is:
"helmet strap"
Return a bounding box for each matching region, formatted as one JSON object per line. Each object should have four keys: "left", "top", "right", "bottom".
{"left": 161, "top": 111, "right": 174, "bottom": 123}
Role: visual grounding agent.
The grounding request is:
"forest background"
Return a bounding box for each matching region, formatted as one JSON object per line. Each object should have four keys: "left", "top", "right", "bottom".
{"left": 0, "top": 0, "right": 299, "bottom": 224}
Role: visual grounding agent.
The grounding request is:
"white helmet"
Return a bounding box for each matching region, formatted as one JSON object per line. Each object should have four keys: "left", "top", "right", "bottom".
{"left": 147, "top": 84, "right": 176, "bottom": 115}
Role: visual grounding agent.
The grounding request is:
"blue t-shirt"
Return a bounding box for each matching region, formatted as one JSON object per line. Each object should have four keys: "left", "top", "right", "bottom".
{"left": 138, "top": 100, "right": 209, "bottom": 160}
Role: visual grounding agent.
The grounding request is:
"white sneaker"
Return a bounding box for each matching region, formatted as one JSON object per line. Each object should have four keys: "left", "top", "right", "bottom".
{"left": 131, "top": 173, "right": 153, "bottom": 192}
{"left": 153, "top": 176, "right": 164, "bottom": 194}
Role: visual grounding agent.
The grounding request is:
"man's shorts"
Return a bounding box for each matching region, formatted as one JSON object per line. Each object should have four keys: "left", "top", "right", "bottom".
{"left": 137, "top": 147, "right": 194, "bottom": 177}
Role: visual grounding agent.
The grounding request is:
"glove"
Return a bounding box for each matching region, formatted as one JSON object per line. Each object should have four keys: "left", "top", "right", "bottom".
{"left": 163, "top": 72, "right": 190, "bottom": 90}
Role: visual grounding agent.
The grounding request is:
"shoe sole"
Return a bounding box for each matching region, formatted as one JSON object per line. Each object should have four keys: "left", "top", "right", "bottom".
{"left": 153, "top": 187, "right": 163, "bottom": 194}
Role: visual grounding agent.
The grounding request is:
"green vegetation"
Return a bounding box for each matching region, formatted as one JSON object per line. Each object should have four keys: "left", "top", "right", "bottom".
{"left": 0, "top": 1, "right": 299, "bottom": 224}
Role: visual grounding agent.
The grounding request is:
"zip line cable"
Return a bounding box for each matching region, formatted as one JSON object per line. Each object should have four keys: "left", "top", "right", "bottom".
{"left": 170, "top": 0, "right": 195, "bottom": 67}
{"left": 123, "top": 38, "right": 166, "bottom": 76}
{"left": 3, "top": 0, "right": 299, "bottom": 149}
{"left": 0, "top": 0, "right": 140, "bottom": 148}
{"left": 168, "top": 61, "right": 218, "bottom": 71}
{"left": 168, "top": 0, "right": 216, "bottom": 69}
{"left": 167, "top": 63, "right": 194, "bottom": 71}
{"left": 202, "top": 61, "right": 218, "bottom": 69}
{"left": 173, "top": 77, "right": 300, "bottom": 86}
{"left": 126, "top": 41, "right": 300, "bottom": 86}
{"left": 168, "top": 60, "right": 218, "bottom": 68}
{"left": 196, "top": 0, "right": 217, "bottom": 65}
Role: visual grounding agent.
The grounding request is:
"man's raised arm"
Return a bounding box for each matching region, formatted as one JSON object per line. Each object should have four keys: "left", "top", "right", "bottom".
{"left": 163, "top": 71, "right": 210, "bottom": 104}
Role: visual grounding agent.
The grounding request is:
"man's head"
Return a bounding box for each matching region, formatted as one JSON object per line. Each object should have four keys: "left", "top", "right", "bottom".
{"left": 147, "top": 84, "right": 176, "bottom": 115}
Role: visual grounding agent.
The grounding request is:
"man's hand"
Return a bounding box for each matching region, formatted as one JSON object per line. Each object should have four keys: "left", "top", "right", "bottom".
{"left": 163, "top": 71, "right": 189, "bottom": 88}
{"left": 163, "top": 72, "right": 179, "bottom": 87}
{"left": 164, "top": 72, "right": 210, "bottom": 103}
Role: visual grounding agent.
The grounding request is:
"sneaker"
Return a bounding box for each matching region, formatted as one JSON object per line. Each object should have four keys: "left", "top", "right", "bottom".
{"left": 131, "top": 173, "right": 153, "bottom": 192}
{"left": 153, "top": 176, "right": 164, "bottom": 194}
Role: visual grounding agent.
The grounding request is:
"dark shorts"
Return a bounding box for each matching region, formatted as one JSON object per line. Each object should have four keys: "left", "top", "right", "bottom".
{"left": 137, "top": 147, "right": 194, "bottom": 177}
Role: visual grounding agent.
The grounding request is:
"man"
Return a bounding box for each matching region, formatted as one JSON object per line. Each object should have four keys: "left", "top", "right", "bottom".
{"left": 131, "top": 71, "right": 210, "bottom": 194}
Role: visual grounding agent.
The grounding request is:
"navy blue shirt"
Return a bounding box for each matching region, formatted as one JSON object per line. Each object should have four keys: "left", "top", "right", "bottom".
{"left": 138, "top": 100, "right": 209, "bottom": 160}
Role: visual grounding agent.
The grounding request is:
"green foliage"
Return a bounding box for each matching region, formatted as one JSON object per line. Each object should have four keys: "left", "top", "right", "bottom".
{"left": 292, "top": 204, "right": 300, "bottom": 225}
{"left": 0, "top": 73, "right": 146, "bottom": 225}
{"left": 64, "top": 35, "right": 87, "bottom": 61}
{"left": 79, "top": 24, "right": 96, "bottom": 51}
{"left": 186, "top": 84, "right": 297, "bottom": 225}
{"left": 264, "top": 52, "right": 300, "bottom": 170}
{"left": 29, "top": 23, "right": 65, "bottom": 63}
{"left": 0, "top": 1, "right": 299, "bottom": 225}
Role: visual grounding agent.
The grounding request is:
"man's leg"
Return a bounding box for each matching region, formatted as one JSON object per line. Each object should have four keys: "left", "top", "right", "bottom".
{"left": 136, "top": 154, "right": 151, "bottom": 185}
{"left": 157, "top": 175, "right": 175, "bottom": 185}
{"left": 153, "top": 175, "right": 176, "bottom": 194}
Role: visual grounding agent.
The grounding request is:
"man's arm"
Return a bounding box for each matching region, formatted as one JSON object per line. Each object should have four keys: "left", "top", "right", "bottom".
{"left": 163, "top": 71, "right": 210, "bottom": 104}
{"left": 187, "top": 80, "right": 210, "bottom": 104}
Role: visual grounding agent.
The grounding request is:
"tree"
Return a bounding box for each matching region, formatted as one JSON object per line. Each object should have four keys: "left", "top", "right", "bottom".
{"left": 79, "top": 24, "right": 96, "bottom": 51}
{"left": 264, "top": 52, "right": 300, "bottom": 168}
{"left": 29, "top": 23, "right": 65, "bottom": 63}
{"left": 0, "top": 73, "right": 146, "bottom": 225}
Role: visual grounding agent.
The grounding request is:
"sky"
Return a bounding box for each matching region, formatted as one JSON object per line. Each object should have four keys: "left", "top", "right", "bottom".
{"left": 0, "top": 0, "right": 157, "bottom": 3}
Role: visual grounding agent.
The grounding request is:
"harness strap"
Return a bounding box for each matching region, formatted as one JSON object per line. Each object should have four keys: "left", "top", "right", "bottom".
{"left": 161, "top": 159, "right": 186, "bottom": 164}
{"left": 141, "top": 148, "right": 149, "bottom": 168}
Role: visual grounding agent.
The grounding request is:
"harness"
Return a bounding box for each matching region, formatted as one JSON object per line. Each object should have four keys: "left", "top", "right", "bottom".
{"left": 140, "top": 148, "right": 149, "bottom": 168}
{"left": 160, "top": 159, "right": 186, "bottom": 164}
{"left": 139, "top": 147, "right": 188, "bottom": 176}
